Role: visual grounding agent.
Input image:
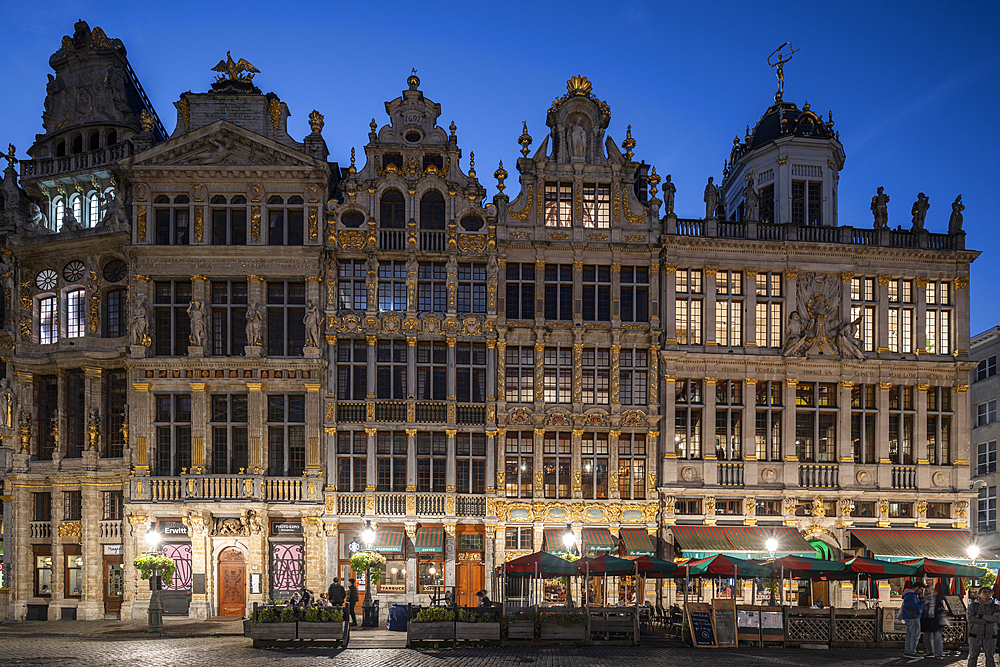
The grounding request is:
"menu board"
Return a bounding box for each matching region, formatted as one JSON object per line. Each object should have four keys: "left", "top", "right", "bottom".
{"left": 713, "top": 600, "right": 737, "bottom": 647}
{"left": 944, "top": 595, "right": 966, "bottom": 616}
{"left": 685, "top": 602, "right": 717, "bottom": 648}
{"left": 758, "top": 605, "right": 785, "bottom": 642}
{"left": 737, "top": 606, "right": 760, "bottom": 643}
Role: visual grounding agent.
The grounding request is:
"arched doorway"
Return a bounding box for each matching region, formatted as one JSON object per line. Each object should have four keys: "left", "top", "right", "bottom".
{"left": 809, "top": 539, "right": 834, "bottom": 607}
{"left": 218, "top": 547, "right": 246, "bottom": 617}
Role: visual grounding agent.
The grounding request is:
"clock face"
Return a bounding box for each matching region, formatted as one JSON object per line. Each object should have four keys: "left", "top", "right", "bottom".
{"left": 103, "top": 259, "right": 127, "bottom": 282}
{"left": 63, "top": 260, "right": 86, "bottom": 283}
{"left": 35, "top": 269, "right": 57, "bottom": 291}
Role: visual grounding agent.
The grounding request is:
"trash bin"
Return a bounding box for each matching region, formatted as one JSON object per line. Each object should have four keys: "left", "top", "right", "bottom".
{"left": 387, "top": 603, "right": 409, "bottom": 631}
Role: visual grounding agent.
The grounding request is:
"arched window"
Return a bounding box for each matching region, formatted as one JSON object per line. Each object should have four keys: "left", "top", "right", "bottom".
{"left": 105, "top": 288, "right": 127, "bottom": 338}
{"left": 420, "top": 191, "right": 445, "bottom": 230}
{"left": 341, "top": 212, "right": 364, "bottom": 228}
{"left": 154, "top": 195, "right": 190, "bottom": 245}
{"left": 56, "top": 141, "right": 66, "bottom": 157}
{"left": 53, "top": 198, "right": 65, "bottom": 228}
{"left": 89, "top": 133, "right": 100, "bottom": 151}
{"left": 72, "top": 135, "right": 83, "bottom": 154}
{"left": 66, "top": 288, "right": 86, "bottom": 338}
{"left": 106, "top": 130, "right": 117, "bottom": 146}
{"left": 380, "top": 190, "right": 405, "bottom": 228}
{"left": 267, "top": 196, "right": 304, "bottom": 245}
{"left": 89, "top": 192, "right": 100, "bottom": 227}
{"left": 460, "top": 216, "right": 483, "bottom": 231}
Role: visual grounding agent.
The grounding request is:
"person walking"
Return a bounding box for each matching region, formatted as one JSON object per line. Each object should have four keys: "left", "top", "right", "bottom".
{"left": 328, "top": 577, "right": 345, "bottom": 607}
{"left": 921, "top": 586, "right": 945, "bottom": 659}
{"left": 968, "top": 586, "right": 1000, "bottom": 667}
{"left": 901, "top": 583, "right": 925, "bottom": 659}
{"left": 347, "top": 578, "right": 359, "bottom": 627}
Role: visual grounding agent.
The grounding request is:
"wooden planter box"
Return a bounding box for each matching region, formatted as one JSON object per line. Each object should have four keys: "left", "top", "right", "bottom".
{"left": 247, "top": 622, "right": 297, "bottom": 640}
{"left": 296, "top": 622, "right": 345, "bottom": 640}
{"left": 590, "top": 617, "right": 635, "bottom": 634}
{"left": 507, "top": 620, "right": 536, "bottom": 640}
{"left": 540, "top": 623, "right": 586, "bottom": 640}
{"left": 408, "top": 621, "right": 456, "bottom": 641}
{"left": 456, "top": 621, "right": 501, "bottom": 641}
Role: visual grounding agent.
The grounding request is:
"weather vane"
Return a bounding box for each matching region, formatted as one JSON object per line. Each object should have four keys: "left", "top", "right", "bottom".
{"left": 767, "top": 42, "right": 799, "bottom": 100}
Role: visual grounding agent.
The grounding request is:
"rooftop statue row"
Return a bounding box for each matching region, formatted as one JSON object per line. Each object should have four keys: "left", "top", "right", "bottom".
{"left": 872, "top": 187, "right": 964, "bottom": 234}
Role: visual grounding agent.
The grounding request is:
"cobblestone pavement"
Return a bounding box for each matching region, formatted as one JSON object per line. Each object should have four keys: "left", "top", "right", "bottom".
{"left": 0, "top": 636, "right": 978, "bottom": 667}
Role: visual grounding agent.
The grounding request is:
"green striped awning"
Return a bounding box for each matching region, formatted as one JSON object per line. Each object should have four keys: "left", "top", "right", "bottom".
{"left": 414, "top": 525, "right": 443, "bottom": 553}
{"left": 619, "top": 528, "right": 655, "bottom": 557}
{"left": 582, "top": 528, "right": 616, "bottom": 552}
{"left": 850, "top": 528, "right": 996, "bottom": 562}
{"left": 373, "top": 526, "right": 405, "bottom": 553}
{"left": 669, "top": 525, "right": 815, "bottom": 559}
{"left": 543, "top": 528, "right": 571, "bottom": 555}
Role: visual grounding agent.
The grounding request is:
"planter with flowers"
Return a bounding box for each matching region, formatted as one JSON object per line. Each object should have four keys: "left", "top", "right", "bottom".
{"left": 408, "top": 606, "right": 456, "bottom": 642}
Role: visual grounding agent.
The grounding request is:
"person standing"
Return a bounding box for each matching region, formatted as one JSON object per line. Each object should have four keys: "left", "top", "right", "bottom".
{"left": 328, "top": 577, "right": 345, "bottom": 607}
{"left": 921, "top": 586, "right": 945, "bottom": 659}
{"left": 901, "top": 584, "right": 925, "bottom": 659}
{"left": 347, "top": 578, "right": 359, "bottom": 627}
{"left": 968, "top": 586, "right": 1000, "bottom": 667}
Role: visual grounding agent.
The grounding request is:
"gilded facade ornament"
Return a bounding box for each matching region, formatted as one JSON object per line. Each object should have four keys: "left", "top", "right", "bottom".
{"left": 269, "top": 98, "right": 281, "bottom": 138}
{"left": 250, "top": 206, "right": 261, "bottom": 242}
{"left": 58, "top": 521, "right": 82, "bottom": 538}
{"left": 955, "top": 277, "right": 969, "bottom": 290}
{"left": 137, "top": 204, "right": 147, "bottom": 240}
{"left": 494, "top": 161, "right": 507, "bottom": 193}
{"left": 621, "top": 124, "right": 636, "bottom": 161}
{"left": 174, "top": 97, "right": 191, "bottom": 133}
{"left": 308, "top": 207, "right": 318, "bottom": 243}
{"left": 518, "top": 121, "right": 532, "bottom": 158}
{"left": 140, "top": 109, "right": 155, "bottom": 132}
{"left": 212, "top": 52, "right": 259, "bottom": 82}
{"left": 308, "top": 110, "right": 324, "bottom": 133}
{"left": 88, "top": 270, "right": 101, "bottom": 334}
{"left": 194, "top": 206, "right": 204, "bottom": 243}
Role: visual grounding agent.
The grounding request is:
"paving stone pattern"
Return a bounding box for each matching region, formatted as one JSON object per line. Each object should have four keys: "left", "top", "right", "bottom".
{"left": 0, "top": 636, "right": 976, "bottom": 667}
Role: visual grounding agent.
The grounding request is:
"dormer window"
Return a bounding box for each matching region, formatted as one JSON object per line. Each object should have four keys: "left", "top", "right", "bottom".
{"left": 384, "top": 154, "right": 403, "bottom": 169}
{"left": 582, "top": 183, "right": 611, "bottom": 229}
{"left": 543, "top": 182, "right": 572, "bottom": 227}
{"left": 423, "top": 155, "right": 443, "bottom": 170}
{"left": 791, "top": 180, "right": 821, "bottom": 226}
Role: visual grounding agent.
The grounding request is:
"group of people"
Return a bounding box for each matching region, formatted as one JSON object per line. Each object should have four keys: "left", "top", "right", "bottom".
{"left": 288, "top": 577, "right": 361, "bottom": 626}
{"left": 900, "top": 582, "right": 1000, "bottom": 664}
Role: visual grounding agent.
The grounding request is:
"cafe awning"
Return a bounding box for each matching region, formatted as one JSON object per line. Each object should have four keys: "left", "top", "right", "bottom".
{"left": 619, "top": 528, "right": 655, "bottom": 557}
{"left": 670, "top": 525, "right": 815, "bottom": 559}
{"left": 582, "top": 527, "right": 616, "bottom": 552}
{"left": 414, "top": 525, "right": 443, "bottom": 553}
{"left": 850, "top": 528, "right": 999, "bottom": 566}
{"left": 543, "top": 527, "right": 571, "bottom": 555}
{"left": 373, "top": 525, "right": 406, "bottom": 553}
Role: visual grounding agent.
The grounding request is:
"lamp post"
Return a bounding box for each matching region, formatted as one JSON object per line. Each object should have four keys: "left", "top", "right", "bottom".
{"left": 562, "top": 523, "right": 576, "bottom": 607}
{"left": 361, "top": 520, "right": 377, "bottom": 626}
{"left": 969, "top": 544, "right": 981, "bottom": 568}
{"left": 765, "top": 537, "right": 778, "bottom": 605}
{"left": 145, "top": 528, "right": 163, "bottom": 633}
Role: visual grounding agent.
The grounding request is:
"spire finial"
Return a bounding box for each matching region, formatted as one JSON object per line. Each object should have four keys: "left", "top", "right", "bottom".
{"left": 768, "top": 42, "right": 799, "bottom": 100}
{"left": 370, "top": 118, "right": 377, "bottom": 133}
{"left": 518, "top": 121, "right": 532, "bottom": 158}
{"left": 494, "top": 160, "right": 508, "bottom": 193}
{"left": 647, "top": 166, "right": 660, "bottom": 198}
{"left": 468, "top": 151, "right": 476, "bottom": 179}
{"left": 621, "top": 124, "right": 636, "bottom": 161}
{"left": 349, "top": 147, "right": 356, "bottom": 174}
{"left": 449, "top": 120, "right": 456, "bottom": 137}
{"left": 2, "top": 144, "right": 17, "bottom": 169}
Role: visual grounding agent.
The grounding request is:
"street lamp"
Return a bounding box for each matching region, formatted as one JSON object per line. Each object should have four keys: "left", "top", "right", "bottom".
{"left": 361, "top": 520, "right": 376, "bottom": 623}
{"left": 562, "top": 524, "right": 576, "bottom": 607}
{"left": 361, "top": 520, "right": 376, "bottom": 549}
{"left": 968, "top": 544, "right": 981, "bottom": 566}
{"left": 145, "top": 527, "right": 163, "bottom": 633}
{"left": 766, "top": 536, "right": 780, "bottom": 606}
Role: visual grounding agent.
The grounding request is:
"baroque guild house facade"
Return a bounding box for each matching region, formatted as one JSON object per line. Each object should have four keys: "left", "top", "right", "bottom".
{"left": 0, "top": 23, "right": 980, "bottom": 620}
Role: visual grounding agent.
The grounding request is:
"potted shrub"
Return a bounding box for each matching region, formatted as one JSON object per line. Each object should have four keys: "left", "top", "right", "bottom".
{"left": 408, "top": 606, "right": 456, "bottom": 641}
{"left": 506, "top": 609, "right": 537, "bottom": 640}
{"left": 456, "top": 608, "right": 501, "bottom": 641}
{"left": 539, "top": 610, "right": 586, "bottom": 640}
{"left": 248, "top": 603, "right": 298, "bottom": 641}
{"left": 297, "top": 606, "right": 345, "bottom": 640}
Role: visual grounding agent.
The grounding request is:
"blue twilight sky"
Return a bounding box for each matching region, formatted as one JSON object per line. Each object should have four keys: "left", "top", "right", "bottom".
{"left": 2, "top": 1, "right": 998, "bottom": 335}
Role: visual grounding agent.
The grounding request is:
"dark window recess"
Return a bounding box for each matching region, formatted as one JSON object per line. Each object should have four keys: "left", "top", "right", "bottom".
{"left": 380, "top": 190, "right": 405, "bottom": 228}
{"left": 420, "top": 191, "right": 446, "bottom": 230}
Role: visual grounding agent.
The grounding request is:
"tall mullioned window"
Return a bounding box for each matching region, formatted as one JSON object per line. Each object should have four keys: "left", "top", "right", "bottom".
{"left": 542, "top": 431, "right": 572, "bottom": 499}
{"left": 337, "top": 431, "right": 367, "bottom": 492}
{"left": 581, "top": 432, "right": 609, "bottom": 499}
{"left": 505, "top": 346, "right": 534, "bottom": 403}
{"left": 416, "top": 341, "right": 447, "bottom": 401}
{"left": 66, "top": 289, "right": 85, "bottom": 338}
{"left": 851, "top": 384, "right": 877, "bottom": 464}
{"left": 267, "top": 394, "right": 305, "bottom": 477}
{"left": 758, "top": 184, "right": 775, "bottom": 224}
{"left": 544, "top": 264, "right": 573, "bottom": 321}
{"left": 210, "top": 280, "right": 248, "bottom": 356}
{"left": 755, "top": 380, "right": 782, "bottom": 461}
{"left": 456, "top": 433, "right": 486, "bottom": 494}
{"left": 620, "top": 348, "right": 648, "bottom": 406}
{"left": 154, "top": 394, "right": 192, "bottom": 476}
{"left": 266, "top": 281, "right": 305, "bottom": 356}
{"left": 620, "top": 266, "right": 649, "bottom": 323}
{"left": 755, "top": 271, "right": 783, "bottom": 348}
{"left": 617, "top": 433, "right": 646, "bottom": 500}
{"left": 338, "top": 260, "right": 368, "bottom": 311}
{"left": 675, "top": 269, "right": 703, "bottom": 345}
{"left": 505, "top": 263, "right": 535, "bottom": 320}
{"left": 675, "top": 379, "right": 704, "bottom": 459}
{"left": 543, "top": 182, "right": 572, "bottom": 227}
{"left": 66, "top": 370, "right": 85, "bottom": 458}
{"left": 715, "top": 270, "right": 743, "bottom": 347}
{"left": 211, "top": 195, "right": 248, "bottom": 245}
{"left": 582, "top": 265, "right": 612, "bottom": 322}
{"left": 457, "top": 264, "right": 486, "bottom": 313}
{"left": 505, "top": 431, "right": 533, "bottom": 498}
{"left": 456, "top": 342, "right": 486, "bottom": 403}
{"left": 153, "top": 280, "right": 191, "bottom": 356}
{"left": 543, "top": 347, "right": 572, "bottom": 403}
{"left": 850, "top": 276, "right": 877, "bottom": 352}
{"left": 154, "top": 194, "right": 190, "bottom": 245}
{"left": 417, "top": 432, "right": 447, "bottom": 492}
{"left": 926, "top": 386, "right": 952, "bottom": 465}
{"left": 791, "top": 179, "right": 821, "bottom": 225}
{"left": 714, "top": 380, "right": 742, "bottom": 460}
{"left": 267, "top": 195, "right": 304, "bottom": 246}
{"left": 887, "top": 278, "right": 914, "bottom": 353}
{"left": 581, "top": 347, "right": 610, "bottom": 405}
{"left": 337, "top": 339, "right": 368, "bottom": 400}
{"left": 39, "top": 295, "right": 57, "bottom": 344}
{"left": 376, "top": 340, "right": 407, "bottom": 399}
{"left": 378, "top": 261, "right": 407, "bottom": 311}
{"left": 104, "top": 369, "right": 127, "bottom": 458}
{"left": 418, "top": 262, "right": 447, "bottom": 312}
{"left": 211, "top": 394, "right": 248, "bottom": 474}
{"left": 888, "top": 385, "right": 915, "bottom": 465}
{"left": 925, "top": 280, "right": 952, "bottom": 355}
{"left": 581, "top": 183, "right": 611, "bottom": 228}
{"left": 795, "top": 382, "right": 837, "bottom": 462}
{"left": 376, "top": 431, "right": 407, "bottom": 492}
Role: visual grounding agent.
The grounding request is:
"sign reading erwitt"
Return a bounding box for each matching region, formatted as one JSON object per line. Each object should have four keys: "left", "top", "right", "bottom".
{"left": 158, "top": 520, "right": 188, "bottom": 536}
{"left": 271, "top": 520, "right": 302, "bottom": 536}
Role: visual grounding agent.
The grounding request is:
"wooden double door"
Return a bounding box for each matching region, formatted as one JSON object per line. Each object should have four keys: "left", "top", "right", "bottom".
{"left": 218, "top": 547, "right": 246, "bottom": 617}
{"left": 456, "top": 560, "right": 484, "bottom": 608}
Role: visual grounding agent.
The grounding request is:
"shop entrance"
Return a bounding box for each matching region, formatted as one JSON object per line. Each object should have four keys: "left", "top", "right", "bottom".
{"left": 218, "top": 547, "right": 246, "bottom": 617}
{"left": 103, "top": 555, "right": 123, "bottom": 614}
{"left": 456, "top": 560, "right": 484, "bottom": 607}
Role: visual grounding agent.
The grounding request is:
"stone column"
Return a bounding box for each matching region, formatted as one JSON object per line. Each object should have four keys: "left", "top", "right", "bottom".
{"left": 132, "top": 382, "right": 152, "bottom": 476}
{"left": 572, "top": 259, "right": 583, "bottom": 323}
{"left": 246, "top": 382, "right": 264, "bottom": 475}
{"left": 78, "top": 483, "right": 102, "bottom": 619}
{"left": 325, "top": 521, "right": 339, "bottom": 604}
{"left": 533, "top": 428, "right": 544, "bottom": 499}
{"left": 915, "top": 278, "right": 928, "bottom": 353}
{"left": 446, "top": 337, "right": 457, "bottom": 424}
{"left": 365, "top": 427, "right": 376, "bottom": 490}
{"left": 406, "top": 429, "right": 417, "bottom": 491}
{"left": 611, "top": 260, "right": 622, "bottom": 327}
{"left": 664, "top": 264, "right": 677, "bottom": 344}
{"left": 534, "top": 259, "right": 545, "bottom": 325}
{"left": 305, "top": 383, "right": 323, "bottom": 476}
{"left": 486, "top": 340, "right": 496, "bottom": 428}
{"left": 955, "top": 277, "right": 971, "bottom": 356}
{"left": 742, "top": 379, "right": 758, "bottom": 480}
{"left": 303, "top": 517, "right": 326, "bottom": 594}
{"left": 444, "top": 523, "right": 456, "bottom": 590}
{"left": 838, "top": 381, "right": 854, "bottom": 463}
{"left": 49, "top": 488, "right": 64, "bottom": 620}
{"left": 703, "top": 378, "right": 718, "bottom": 486}
{"left": 572, "top": 341, "right": 583, "bottom": 406}
{"left": 484, "top": 525, "right": 496, "bottom": 596}
{"left": 366, "top": 335, "right": 376, "bottom": 423}
{"left": 704, "top": 267, "right": 718, "bottom": 347}
{"left": 533, "top": 336, "right": 545, "bottom": 412}
{"left": 445, "top": 429, "right": 457, "bottom": 492}
{"left": 571, "top": 428, "right": 583, "bottom": 499}
{"left": 189, "top": 383, "right": 207, "bottom": 474}
{"left": 649, "top": 259, "right": 661, "bottom": 330}
{"left": 916, "top": 384, "right": 930, "bottom": 489}
{"left": 186, "top": 514, "right": 211, "bottom": 619}
{"left": 610, "top": 340, "right": 621, "bottom": 409}
{"left": 485, "top": 431, "right": 496, "bottom": 495}
{"left": 662, "top": 373, "right": 677, "bottom": 485}
{"left": 404, "top": 523, "right": 417, "bottom": 595}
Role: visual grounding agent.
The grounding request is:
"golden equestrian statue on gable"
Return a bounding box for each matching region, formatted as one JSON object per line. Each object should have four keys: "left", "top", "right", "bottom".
{"left": 212, "top": 51, "right": 260, "bottom": 83}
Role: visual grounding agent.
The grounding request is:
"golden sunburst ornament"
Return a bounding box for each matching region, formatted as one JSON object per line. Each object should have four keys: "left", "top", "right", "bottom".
{"left": 567, "top": 75, "right": 592, "bottom": 96}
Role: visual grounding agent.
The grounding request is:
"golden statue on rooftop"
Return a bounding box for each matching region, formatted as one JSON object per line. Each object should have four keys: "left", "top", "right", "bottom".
{"left": 212, "top": 51, "right": 260, "bottom": 83}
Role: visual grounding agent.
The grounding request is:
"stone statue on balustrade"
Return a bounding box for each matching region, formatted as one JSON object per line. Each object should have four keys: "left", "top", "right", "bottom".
{"left": 704, "top": 177, "right": 719, "bottom": 219}
{"left": 949, "top": 195, "right": 964, "bottom": 234}
{"left": 910, "top": 192, "right": 929, "bottom": 232}
{"left": 663, "top": 175, "right": 676, "bottom": 216}
{"left": 871, "top": 186, "right": 889, "bottom": 229}
{"left": 569, "top": 124, "right": 587, "bottom": 159}
{"left": 743, "top": 181, "right": 758, "bottom": 221}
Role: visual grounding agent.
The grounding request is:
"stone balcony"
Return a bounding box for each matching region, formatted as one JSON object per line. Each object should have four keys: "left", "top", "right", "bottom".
{"left": 130, "top": 474, "right": 323, "bottom": 504}
{"left": 20, "top": 141, "right": 136, "bottom": 181}
{"left": 335, "top": 492, "right": 488, "bottom": 518}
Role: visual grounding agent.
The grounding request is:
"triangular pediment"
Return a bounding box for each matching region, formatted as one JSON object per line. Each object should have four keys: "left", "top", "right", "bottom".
{"left": 127, "top": 120, "right": 320, "bottom": 169}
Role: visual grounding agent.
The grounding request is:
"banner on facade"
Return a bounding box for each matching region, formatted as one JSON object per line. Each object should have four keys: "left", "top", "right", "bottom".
{"left": 158, "top": 520, "right": 188, "bottom": 537}
{"left": 271, "top": 520, "right": 303, "bottom": 536}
